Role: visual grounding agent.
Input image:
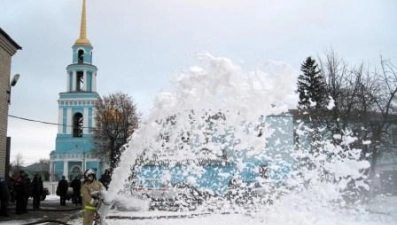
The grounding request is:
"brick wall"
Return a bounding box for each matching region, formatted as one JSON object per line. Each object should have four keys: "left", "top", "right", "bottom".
{"left": 0, "top": 32, "right": 20, "bottom": 178}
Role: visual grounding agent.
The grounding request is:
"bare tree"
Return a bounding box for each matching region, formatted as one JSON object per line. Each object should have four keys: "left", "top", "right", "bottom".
{"left": 39, "top": 158, "right": 50, "bottom": 166}
{"left": 365, "top": 57, "right": 397, "bottom": 176}
{"left": 318, "top": 50, "right": 352, "bottom": 143}
{"left": 10, "top": 153, "right": 24, "bottom": 174}
{"left": 346, "top": 65, "right": 379, "bottom": 153}
{"left": 319, "top": 52, "right": 397, "bottom": 174}
{"left": 93, "top": 92, "right": 140, "bottom": 168}
{"left": 38, "top": 159, "right": 50, "bottom": 180}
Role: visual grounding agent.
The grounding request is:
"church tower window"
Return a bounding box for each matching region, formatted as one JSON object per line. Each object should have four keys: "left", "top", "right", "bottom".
{"left": 76, "top": 71, "right": 84, "bottom": 92}
{"left": 78, "top": 49, "right": 84, "bottom": 63}
{"left": 73, "top": 112, "right": 84, "bottom": 137}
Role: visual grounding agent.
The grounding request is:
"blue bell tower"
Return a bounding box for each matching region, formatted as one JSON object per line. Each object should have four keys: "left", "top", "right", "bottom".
{"left": 50, "top": 0, "right": 102, "bottom": 181}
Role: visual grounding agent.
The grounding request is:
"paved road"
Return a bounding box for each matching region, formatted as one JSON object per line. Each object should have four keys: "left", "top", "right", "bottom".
{"left": 0, "top": 197, "right": 81, "bottom": 225}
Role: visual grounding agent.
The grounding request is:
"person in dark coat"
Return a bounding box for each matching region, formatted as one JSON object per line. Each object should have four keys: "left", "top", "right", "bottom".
{"left": 70, "top": 176, "right": 81, "bottom": 206}
{"left": 30, "top": 174, "right": 43, "bottom": 210}
{"left": 24, "top": 176, "right": 31, "bottom": 212}
{"left": 14, "top": 170, "right": 29, "bottom": 214}
{"left": 8, "top": 175, "right": 16, "bottom": 203}
{"left": 57, "top": 176, "right": 69, "bottom": 206}
{"left": 98, "top": 169, "right": 112, "bottom": 190}
{"left": 0, "top": 177, "right": 10, "bottom": 217}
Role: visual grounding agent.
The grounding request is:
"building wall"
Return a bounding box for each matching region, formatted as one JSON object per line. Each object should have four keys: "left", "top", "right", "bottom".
{"left": 0, "top": 31, "right": 20, "bottom": 179}
{"left": 0, "top": 38, "right": 12, "bottom": 178}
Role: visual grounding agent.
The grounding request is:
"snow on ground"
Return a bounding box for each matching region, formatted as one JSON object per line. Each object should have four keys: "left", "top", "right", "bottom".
{"left": 66, "top": 195, "right": 397, "bottom": 225}
{"left": 0, "top": 219, "right": 38, "bottom": 225}
{"left": 69, "top": 211, "right": 396, "bottom": 225}
{"left": 2, "top": 196, "right": 395, "bottom": 225}
{"left": 45, "top": 194, "right": 60, "bottom": 201}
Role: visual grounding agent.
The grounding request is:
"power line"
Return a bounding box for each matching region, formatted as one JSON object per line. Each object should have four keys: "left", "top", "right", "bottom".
{"left": 9, "top": 114, "right": 59, "bottom": 126}
{"left": 8, "top": 114, "right": 94, "bottom": 129}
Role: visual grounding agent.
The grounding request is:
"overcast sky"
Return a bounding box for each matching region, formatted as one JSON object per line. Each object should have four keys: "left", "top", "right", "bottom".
{"left": 1, "top": 0, "right": 396, "bottom": 165}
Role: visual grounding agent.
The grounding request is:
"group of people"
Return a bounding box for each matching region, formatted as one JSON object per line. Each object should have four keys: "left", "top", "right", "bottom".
{"left": 0, "top": 168, "right": 112, "bottom": 224}
{"left": 2, "top": 170, "right": 44, "bottom": 215}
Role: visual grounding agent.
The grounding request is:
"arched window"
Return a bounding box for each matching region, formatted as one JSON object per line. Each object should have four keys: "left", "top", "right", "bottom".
{"left": 73, "top": 112, "right": 83, "bottom": 137}
{"left": 78, "top": 49, "right": 84, "bottom": 63}
{"left": 76, "top": 71, "right": 85, "bottom": 92}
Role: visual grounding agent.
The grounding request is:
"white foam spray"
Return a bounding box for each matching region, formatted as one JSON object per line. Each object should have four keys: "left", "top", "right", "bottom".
{"left": 101, "top": 53, "right": 385, "bottom": 224}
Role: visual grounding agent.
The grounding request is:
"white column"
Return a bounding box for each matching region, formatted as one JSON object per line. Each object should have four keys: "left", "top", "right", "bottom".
{"left": 82, "top": 159, "right": 84, "bottom": 174}
{"left": 83, "top": 107, "right": 89, "bottom": 134}
{"left": 67, "top": 108, "right": 73, "bottom": 134}
{"left": 92, "top": 73, "right": 97, "bottom": 92}
{"left": 72, "top": 71, "right": 76, "bottom": 91}
{"left": 63, "top": 160, "right": 69, "bottom": 180}
{"left": 83, "top": 70, "right": 87, "bottom": 91}
{"left": 58, "top": 106, "right": 63, "bottom": 134}
{"left": 49, "top": 161, "right": 53, "bottom": 182}
{"left": 83, "top": 152, "right": 86, "bottom": 172}
{"left": 66, "top": 72, "right": 70, "bottom": 91}
{"left": 91, "top": 108, "right": 96, "bottom": 130}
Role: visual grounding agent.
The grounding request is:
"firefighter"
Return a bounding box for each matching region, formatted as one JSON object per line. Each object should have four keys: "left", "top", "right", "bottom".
{"left": 81, "top": 169, "right": 104, "bottom": 225}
